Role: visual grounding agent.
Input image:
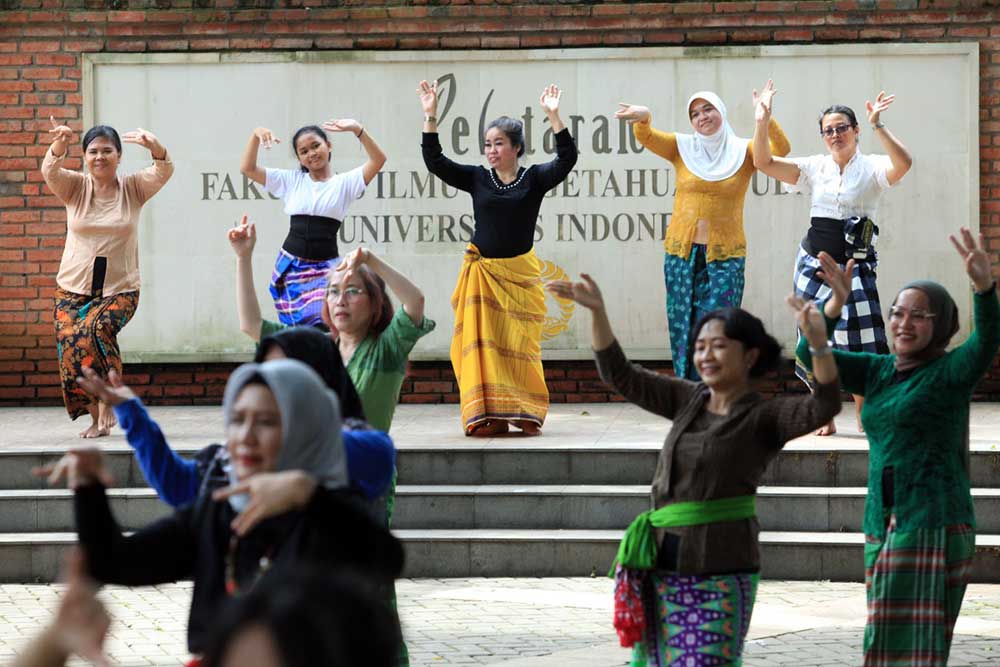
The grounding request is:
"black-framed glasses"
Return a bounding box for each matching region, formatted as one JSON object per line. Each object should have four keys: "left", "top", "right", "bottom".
{"left": 888, "top": 306, "right": 936, "bottom": 322}
{"left": 820, "top": 124, "right": 854, "bottom": 138}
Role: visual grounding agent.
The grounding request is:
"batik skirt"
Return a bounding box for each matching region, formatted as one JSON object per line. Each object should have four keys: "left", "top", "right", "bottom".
{"left": 450, "top": 244, "right": 548, "bottom": 434}
{"left": 269, "top": 248, "right": 340, "bottom": 327}
{"left": 53, "top": 287, "right": 139, "bottom": 419}
{"left": 863, "top": 517, "right": 975, "bottom": 667}
{"left": 631, "top": 571, "right": 759, "bottom": 667}
{"left": 793, "top": 245, "right": 889, "bottom": 386}
{"left": 663, "top": 246, "right": 746, "bottom": 381}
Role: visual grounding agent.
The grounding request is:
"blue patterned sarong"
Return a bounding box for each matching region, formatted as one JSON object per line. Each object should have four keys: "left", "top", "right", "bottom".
{"left": 268, "top": 248, "right": 340, "bottom": 327}
{"left": 663, "top": 246, "right": 746, "bottom": 380}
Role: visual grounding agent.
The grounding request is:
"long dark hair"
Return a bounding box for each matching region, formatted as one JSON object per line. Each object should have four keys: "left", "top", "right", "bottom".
{"left": 82, "top": 125, "right": 122, "bottom": 154}
{"left": 291, "top": 125, "right": 330, "bottom": 173}
{"left": 692, "top": 308, "right": 782, "bottom": 378}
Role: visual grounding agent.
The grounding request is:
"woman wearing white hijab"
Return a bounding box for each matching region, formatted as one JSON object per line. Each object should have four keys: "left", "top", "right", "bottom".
{"left": 39, "top": 359, "right": 404, "bottom": 665}
{"left": 616, "top": 83, "right": 790, "bottom": 379}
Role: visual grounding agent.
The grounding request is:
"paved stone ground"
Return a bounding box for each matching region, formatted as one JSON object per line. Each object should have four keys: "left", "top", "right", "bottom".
{"left": 1, "top": 578, "right": 998, "bottom": 666}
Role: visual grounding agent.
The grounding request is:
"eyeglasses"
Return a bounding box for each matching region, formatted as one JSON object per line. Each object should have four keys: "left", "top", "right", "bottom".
{"left": 820, "top": 124, "right": 854, "bottom": 138}
{"left": 327, "top": 286, "right": 366, "bottom": 301}
{"left": 888, "top": 306, "right": 936, "bottom": 322}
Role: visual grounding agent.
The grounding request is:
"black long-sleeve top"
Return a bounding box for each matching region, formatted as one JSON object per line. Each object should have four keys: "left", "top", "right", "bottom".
{"left": 421, "top": 129, "right": 578, "bottom": 258}
{"left": 74, "top": 462, "right": 404, "bottom": 654}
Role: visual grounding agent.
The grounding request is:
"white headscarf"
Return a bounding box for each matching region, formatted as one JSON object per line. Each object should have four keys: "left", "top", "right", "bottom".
{"left": 675, "top": 91, "right": 750, "bottom": 182}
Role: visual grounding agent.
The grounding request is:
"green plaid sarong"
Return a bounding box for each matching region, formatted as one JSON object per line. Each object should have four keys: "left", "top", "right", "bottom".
{"left": 863, "top": 517, "right": 975, "bottom": 666}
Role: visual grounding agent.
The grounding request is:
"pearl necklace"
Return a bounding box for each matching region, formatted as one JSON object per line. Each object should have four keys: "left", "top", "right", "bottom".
{"left": 488, "top": 166, "right": 527, "bottom": 191}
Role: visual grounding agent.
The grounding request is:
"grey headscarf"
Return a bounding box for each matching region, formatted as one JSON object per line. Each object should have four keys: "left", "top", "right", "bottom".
{"left": 892, "top": 280, "right": 960, "bottom": 372}
{"left": 222, "top": 359, "right": 347, "bottom": 510}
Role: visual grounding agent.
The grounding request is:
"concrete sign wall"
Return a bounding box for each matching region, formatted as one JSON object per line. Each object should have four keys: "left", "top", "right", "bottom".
{"left": 82, "top": 44, "right": 978, "bottom": 362}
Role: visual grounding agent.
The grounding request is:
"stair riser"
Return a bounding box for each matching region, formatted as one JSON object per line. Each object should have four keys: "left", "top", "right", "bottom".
{"left": 4, "top": 540, "right": 999, "bottom": 584}
{"left": 2, "top": 450, "right": 998, "bottom": 489}
{"left": 4, "top": 494, "right": 1000, "bottom": 534}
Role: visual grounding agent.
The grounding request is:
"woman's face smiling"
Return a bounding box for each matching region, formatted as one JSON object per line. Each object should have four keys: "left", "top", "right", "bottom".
{"left": 84, "top": 137, "right": 120, "bottom": 180}
{"left": 484, "top": 127, "right": 519, "bottom": 173}
{"left": 688, "top": 99, "right": 723, "bottom": 136}
{"left": 226, "top": 383, "right": 283, "bottom": 481}
{"left": 693, "top": 319, "right": 757, "bottom": 389}
{"left": 295, "top": 132, "right": 331, "bottom": 174}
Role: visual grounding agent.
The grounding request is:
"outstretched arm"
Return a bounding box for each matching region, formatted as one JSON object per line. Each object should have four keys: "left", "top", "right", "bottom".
{"left": 751, "top": 80, "right": 801, "bottom": 184}
{"left": 240, "top": 127, "right": 279, "bottom": 186}
{"left": 866, "top": 91, "right": 912, "bottom": 186}
{"left": 534, "top": 84, "right": 578, "bottom": 190}
{"left": 946, "top": 228, "right": 1000, "bottom": 384}
{"left": 337, "top": 248, "right": 425, "bottom": 326}
{"left": 228, "top": 216, "right": 264, "bottom": 341}
{"left": 322, "top": 119, "right": 386, "bottom": 186}
{"left": 417, "top": 79, "right": 477, "bottom": 191}
{"left": 615, "top": 103, "right": 680, "bottom": 162}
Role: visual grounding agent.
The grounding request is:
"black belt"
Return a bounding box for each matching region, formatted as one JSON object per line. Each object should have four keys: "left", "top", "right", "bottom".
{"left": 801, "top": 216, "right": 877, "bottom": 264}
{"left": 281, "top": 214, "right": 341, "bottom": 261}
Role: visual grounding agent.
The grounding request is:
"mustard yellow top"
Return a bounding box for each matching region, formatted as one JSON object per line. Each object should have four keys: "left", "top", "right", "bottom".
{"left": 633, "top": 117, "right": 790, "bottom": 262}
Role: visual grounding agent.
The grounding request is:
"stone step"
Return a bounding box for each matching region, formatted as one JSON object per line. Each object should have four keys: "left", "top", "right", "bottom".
{"left": 4, "top": 486, "right": 1000, "bottom": 534}
{"left": 2, "top": 443, "right": 1000, "bottom": 490}
{"left": 3, "top": 531, "right": 998, "bottom": 583}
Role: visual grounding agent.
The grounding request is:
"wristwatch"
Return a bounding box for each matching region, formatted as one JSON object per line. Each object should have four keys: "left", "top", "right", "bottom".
{"left": 872, "top": 121, "right": 885, "bottom": 131}
{"left": 424, "top": 115, "right": 437, "bottom": 123}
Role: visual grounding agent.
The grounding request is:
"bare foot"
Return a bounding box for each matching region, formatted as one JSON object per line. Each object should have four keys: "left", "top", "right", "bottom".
{"left": 79, "top": 422, "right": 109, "bottom": 439}
{"left": 98, "top": 402, "right": 117, "bottom": 432}
{"left": 513, "top": 420, "right": 541, "bottom": 436}
{"left": 815, "top": 420, "right": 837, "bottom": 437}
{"left": 468, "top": 420, "right": 510, "bottom": 437}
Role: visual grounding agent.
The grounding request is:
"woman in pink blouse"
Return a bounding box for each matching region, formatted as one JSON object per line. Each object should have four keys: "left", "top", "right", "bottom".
{"left": 42, "top": 118, "right": 174, "bottom": 438}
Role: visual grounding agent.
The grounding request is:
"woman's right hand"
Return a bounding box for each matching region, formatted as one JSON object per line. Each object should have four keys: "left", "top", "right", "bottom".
{"left": 614, "top": 103, "right": 650, "bottom": 124}
{"left": 76, "top": 367, "right": 136, "bottom": 407}
{"left": 417, "top": 79, "right": 439, "bottom": 116}
{"left": 815, "top": 251, "right": 854, "bottom": 319}
{"left": 227, "top": 215, "right": 257, "bottom": 258}
{"left": 253, "top": 127, "right": 280, "bottom": 149}
{"left": 545, "top": 273, "right": 606, "bottom": 312}
{"left": 49, "top": 116, "right": 73, "bottom": 146}
{"left": 32, "top": 447, "right": 115, "bottom": 490}
{"left": 50, "top": 548, "right": 112, "bottom": 667}
{"left": 785, "top": 294, "right": 828, "bottom": 350}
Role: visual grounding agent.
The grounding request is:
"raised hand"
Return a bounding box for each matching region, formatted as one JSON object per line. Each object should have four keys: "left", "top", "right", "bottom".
{"left": 753, "top": 79, "right": 776, "bottom": 122}
{"left": 48, "top": 115, "right": 74, "bottom": 145}
{"left": 866, "top": 91, "right": 896, "bottom": 126}
{"left": 614, "top": 103, "right": 651, "bottom": 124}
{"left": 785, "top": 294, "right": 828, "bottom": 349}
{"left": 227, "top": 215, "right": 257, "bottom": 258}
{"left": 950, "top": 227, "right": 995, "bottom": 292}
{"left": 539, "top": 83, "right": 562, "bottom": 116}
{"left": 76, "top": 366, "right": 136, "bottom": 407}
{"left": 322, "top": 118, "right": 363, "bottom": 136}
{"left": 213, "top": 470, "right": 318, "bottom": 537}
{"left": 32, "top": 447, "right": 114, "bottom": 490}
{"left": 815, "top": 251, "right": 855, "bottom": 315}
{"left": 334, "top": 247, "right": 369, "bottom": 286}
{"left": 51, "top": 548, "right": 112, "bottom": 667}
{"left": 121, "top": 127, "right": 157, "bottom": 150}
{"left": 417, "top": 79, "right": 439, "bottom": 115}
{"left": 253, "top": 127, "right": 280, "bottom": 149}
{"left": 545, "top": 273, "right": 606, "bottom": 312}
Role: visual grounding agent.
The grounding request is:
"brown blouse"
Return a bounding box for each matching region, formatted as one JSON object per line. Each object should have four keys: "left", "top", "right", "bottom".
{"left": 595, "top": 340, "right": 841, "bottom": 575}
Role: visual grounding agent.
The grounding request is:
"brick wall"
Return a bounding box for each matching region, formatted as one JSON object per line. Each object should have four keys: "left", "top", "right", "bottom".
{"left": 2, "top": 0, "right": 999, "bottom": 407}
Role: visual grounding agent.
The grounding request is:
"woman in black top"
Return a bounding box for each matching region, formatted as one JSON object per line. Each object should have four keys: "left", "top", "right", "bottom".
{"left": 418, "top": 80, "right": 578, "bottom": 436}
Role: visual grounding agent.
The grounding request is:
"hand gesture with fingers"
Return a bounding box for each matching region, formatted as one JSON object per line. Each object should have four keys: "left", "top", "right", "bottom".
{"left": 122, "top": 127, "right": 165, "bottom": 159}
{"left": 417, "top": 79, "right": 439, "bottom": 115}
{"left": 227, "top": 215, "right": 257, "bottom": 258}
{"left": 48, "top": 115, "right": 73, "bottom": 145}
{"left": 76, "top": 366, "right": 136, "bottom": 407}
{"left": 32, "top": 447, "right": 114, "bottom": 490}
{"left": 51, "top": 548, "right": 112, "bottom": 667}
{"left": 322, "top": 118, "right": 363, "bottom": 136}
{"left": 614, "top": 103, "right": 651, "bottom": 124}
{"left": 785, "top": 294, "right": 828, "bottom": 350}
{"left": 950, "top": 227, "right": 995, "bottom": 293}
{"left": 753, "top": 79, "right": 777, "bottom": 123}
{"left": 334, "top": 247, "right": 369, "bottom": 286}
{"left": 866, "top": 91, "right": 896, "bottom": 126}
{"left": 815, "top": 251, "right": 854, "bottom": 317}
{"left": 539, "top": 84, "right": 562, "bottom": 116}
{"left": 253, "top": 127, "right": 280, "bottom": 149}
{"left": 212, "top": 471, "right": 318, "bottom": 537}
{"left": 545, "top": 273, "right": 606, "bottom": 312}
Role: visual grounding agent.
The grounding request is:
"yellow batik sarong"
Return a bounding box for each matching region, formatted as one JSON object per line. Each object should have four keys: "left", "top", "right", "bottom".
{"left": 450, "top": 244, "right": 549, "bottom": 434}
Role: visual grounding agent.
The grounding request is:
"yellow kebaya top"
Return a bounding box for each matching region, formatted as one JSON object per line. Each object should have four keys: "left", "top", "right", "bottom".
{"left": 633, "top": 117, "right": 790, "bottom": 262}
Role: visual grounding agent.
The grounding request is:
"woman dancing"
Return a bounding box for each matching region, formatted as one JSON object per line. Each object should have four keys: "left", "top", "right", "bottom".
{"left": 419, "top": 80, "right": 577, "bottom": 436}
{"left": 753, "top": 84, "right": 912, "bottom": 434}
{"left": 615, "top": 81, "right": 790, "bottom": 380}
{"left": 239, "top": 119, "right": 385, "bottom": 326}
{"left": 42, "top": 118, "right": 174, "bottom": 438}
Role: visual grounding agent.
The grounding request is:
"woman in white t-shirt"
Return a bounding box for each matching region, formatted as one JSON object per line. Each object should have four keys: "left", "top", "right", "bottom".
{"left": 752, "top": 86, "right": 912, "bottom": 435}
{"left": 240, "top": 121, "right": 386, "bottom": 326}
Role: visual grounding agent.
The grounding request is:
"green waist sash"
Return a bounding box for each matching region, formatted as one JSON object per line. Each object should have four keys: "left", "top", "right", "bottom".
{"left": 610, "top": 495, "right": 757, "bottom": 574}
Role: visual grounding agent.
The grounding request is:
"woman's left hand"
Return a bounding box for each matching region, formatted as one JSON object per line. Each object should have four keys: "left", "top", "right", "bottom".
{"left": 866, "top": 91, "right": 896, "bottom": 126}
{"left": 323, "top": 118, "right": 363, "bottom": 136}
{"left": 122, "top": 128, "right": 165, "bottom": 158}
{"left": 950, "top": 227, "right": 995, "bottom": 292}
{"left": 334, "top": 247, "right": 370, "bottom": 286}
{"left": 539, "top": 84, "right": 562, "bottom": 116}
{"left": 213, "top": 470, "right": 318, "bottom": 537}
{"left": 752, "top": 79, "right": 776, "bottom": 123}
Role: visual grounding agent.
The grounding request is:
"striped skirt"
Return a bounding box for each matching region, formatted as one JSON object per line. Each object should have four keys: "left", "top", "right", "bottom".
{"left": 269, "top": 248, "right": 339, "bottom": 327}
{"left": 53, "top": 287, "right": 139, "bottom": 419}
{"left": 863, "top": 517, "right": 975, "bottom": 667}
{"left": 450, "top": 244, "right": 548, "bottom": 434}
{"left": 793, "top": 245, "right": 889, "bottom": 386}
{"left": 631, "top": 571, "right": 758, "bottom": 667}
